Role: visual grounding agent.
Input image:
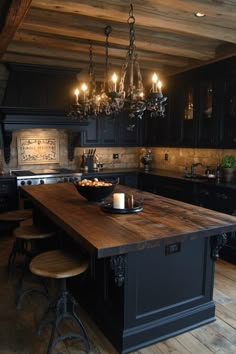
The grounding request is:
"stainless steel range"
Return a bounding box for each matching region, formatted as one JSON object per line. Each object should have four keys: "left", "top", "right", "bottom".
{"left": 12, "top": 168, "right": 82, "bottom": 187}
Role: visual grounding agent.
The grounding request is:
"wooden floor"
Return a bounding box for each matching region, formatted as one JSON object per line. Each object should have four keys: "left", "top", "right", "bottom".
{"left": 0, "top": 231, "right": 236, "bottom": 354}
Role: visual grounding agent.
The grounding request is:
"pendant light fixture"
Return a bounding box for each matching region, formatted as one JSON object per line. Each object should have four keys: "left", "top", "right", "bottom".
{"left": 107, "top": 4, "right": 168, "bottom": 119}
{"left": 67, "top": 42, "right": 98, "bottom": 120}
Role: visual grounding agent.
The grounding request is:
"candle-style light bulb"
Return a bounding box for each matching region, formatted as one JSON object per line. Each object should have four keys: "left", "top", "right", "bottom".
{"left": 157, "top": 80, "right": 162, "bottom": 94}
{"left": 112, "top": 72, "right": 118, "bottom": 92}
{"left": 152, "top": 73, "right": 158, "bottom": 92}
{"left": 74, "top": 88, "right": 79, "bottom": 104}
{"left": 81, "top": 83, "right": 88, "bottom": 100}
{"left": 139, "top": 92, "right": 144, "bottom": 99}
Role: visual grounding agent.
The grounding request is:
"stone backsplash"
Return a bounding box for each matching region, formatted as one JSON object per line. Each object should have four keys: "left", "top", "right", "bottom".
{"left": 0, "top": 128, "right": 235, "bottom": 173}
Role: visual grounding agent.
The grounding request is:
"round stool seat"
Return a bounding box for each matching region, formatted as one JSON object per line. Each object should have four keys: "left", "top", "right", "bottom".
{"left": 14, "top": 225, "right": 55, "bottom": 240}
{"left": 0, "top": 209, "right": 32, "bottom": 222}
{"left": 30, "top": 250, "right": 88, "bottom": 279}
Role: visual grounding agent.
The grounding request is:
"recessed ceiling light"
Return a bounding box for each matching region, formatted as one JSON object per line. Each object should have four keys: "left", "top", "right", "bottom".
{"left": 195, "top": 12, "right": 206, "bottom": 17}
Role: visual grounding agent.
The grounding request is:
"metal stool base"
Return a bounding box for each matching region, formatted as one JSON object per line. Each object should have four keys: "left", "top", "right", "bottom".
{"left": 38, "top": 278, "right": 90, "bottom": 354}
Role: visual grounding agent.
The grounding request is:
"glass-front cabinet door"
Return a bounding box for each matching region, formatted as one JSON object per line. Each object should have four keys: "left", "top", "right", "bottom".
{"left": 220, "top": 75, "right": 236, "bottom": 148}
{"left": 197, "top": 80, "right": 219, "bottom": 147}
{"left": 181, "top": 85, "right": 197, "bottom": 146}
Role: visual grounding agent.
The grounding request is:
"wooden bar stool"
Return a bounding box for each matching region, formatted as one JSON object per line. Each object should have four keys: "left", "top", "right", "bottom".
{"left": 8, "top": 224, "right": 55, "bottom": 275}
{"left": 8, "top": 224, "right": 56, "bottom": 308}
{"left": 0, "top": 209, "right": 32, "bottom": 223}
{"left": 0, "top": 209, "right": 33, "bottom": 233}
{"left": 30, "top": 250, "right": 90, "bottom": 354}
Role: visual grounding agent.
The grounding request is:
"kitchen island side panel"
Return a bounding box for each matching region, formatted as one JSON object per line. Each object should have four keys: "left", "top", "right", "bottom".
{"left": 75, "top": 236, "right": 215, "bottom": 354}
{"left": 121, "top": 236, "right": 215, "bottom": 353}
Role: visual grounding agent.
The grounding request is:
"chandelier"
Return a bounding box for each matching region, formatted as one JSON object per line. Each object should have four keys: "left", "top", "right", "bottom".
{"left": 67, "top": 42, "right": 98, "bottom": 120}
{"left": 67, "top": 4, "right": 167, "bottom": 120}
{"left": 102, "top": 4, "right": 168, "bottom": 119}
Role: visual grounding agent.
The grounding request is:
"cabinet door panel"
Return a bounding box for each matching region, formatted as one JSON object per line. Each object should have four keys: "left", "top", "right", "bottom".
{"left": 100, "top": 116, "right": 118, "bottom": 145}
{"left": 198, "top": 81, "right": 219, "bottom": 147}
{"left": 81, "top": 118, "right": 100, "bottom": 146}
{"left": 220, "top": 76, "right": 236, "bottom": 148}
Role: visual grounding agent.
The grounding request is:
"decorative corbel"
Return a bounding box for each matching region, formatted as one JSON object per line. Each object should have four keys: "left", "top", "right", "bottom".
{"left": 67, "top": 131, "right": 81, "bottom": 161}
{"left": 2, "top": 127, "right": 12, "bottom": 164}
{"left": 211, "top": 233, "right": 228, "bottom": 261}
{"left": 110, "top": 254, "right": 127, "bottom": 287}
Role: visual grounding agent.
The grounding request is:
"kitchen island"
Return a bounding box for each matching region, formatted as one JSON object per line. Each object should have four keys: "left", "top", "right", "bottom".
{"left": 21, "top": 183, "right": 236, "bottom": 354}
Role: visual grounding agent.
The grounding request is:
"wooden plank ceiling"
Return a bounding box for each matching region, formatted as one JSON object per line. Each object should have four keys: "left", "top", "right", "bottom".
{"left": 1, "top": 0, "right": 236, "bottom": 83}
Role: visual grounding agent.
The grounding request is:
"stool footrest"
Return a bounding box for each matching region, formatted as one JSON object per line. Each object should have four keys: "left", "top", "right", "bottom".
{"left": 38, "top": 279, "right": 90, "bottom": 354}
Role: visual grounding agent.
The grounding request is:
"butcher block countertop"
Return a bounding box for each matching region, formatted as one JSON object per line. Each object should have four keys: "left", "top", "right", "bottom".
{"left": 21, "top": 183, "right": 236, "bottom": 258}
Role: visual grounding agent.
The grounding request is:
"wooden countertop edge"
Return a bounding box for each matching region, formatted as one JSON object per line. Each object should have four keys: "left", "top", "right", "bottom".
{"left": 20, "top": 184, "right": 236, "bottom": 258}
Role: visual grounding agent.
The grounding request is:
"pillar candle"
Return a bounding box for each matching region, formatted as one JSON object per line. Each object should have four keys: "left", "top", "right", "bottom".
{"left": 113, "top": 193, "right": 125, "bottom": 209}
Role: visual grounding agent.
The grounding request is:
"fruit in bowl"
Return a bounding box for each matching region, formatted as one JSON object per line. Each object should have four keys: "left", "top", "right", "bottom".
{"left": 74, "top": 178, "right": 117, "bottom": 202}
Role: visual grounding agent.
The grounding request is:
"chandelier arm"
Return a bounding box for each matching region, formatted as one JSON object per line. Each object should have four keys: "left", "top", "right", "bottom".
{"left": 119, "top": 53, "right": 129, "bottom": 94}
{"left": 104, "top": 25, "right": 112, "bottom": 94}
{"left": 134, "top": 55, "right": 144, "bottom": 91}
{"left": 89, "top": 41, "right": 96, "bottom": 96}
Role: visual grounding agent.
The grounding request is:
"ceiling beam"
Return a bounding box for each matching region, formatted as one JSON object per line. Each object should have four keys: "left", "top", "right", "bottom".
{"left": 0, "top": 0, "right": 32, "bottom": 58}
{"left": 31, "top": 0, "right": 236, "bottom": 44}
{"left": 20, "top": 17, "right": 216, "bottom": 61}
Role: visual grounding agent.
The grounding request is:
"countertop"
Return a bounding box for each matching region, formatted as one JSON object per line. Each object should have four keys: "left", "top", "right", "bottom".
{"left": 1, "top": 167, "right": 235, "bottom": 189}
{"left": 82, "top": 168, "right": 236, "bottom": 189}
{"left": 21, "top": 183, "right": 236, "bottom": 258}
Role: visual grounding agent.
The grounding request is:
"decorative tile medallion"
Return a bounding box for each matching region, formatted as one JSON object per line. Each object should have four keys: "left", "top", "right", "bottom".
{"left": 17, "top": 136, "right": 59, "bottom": 164}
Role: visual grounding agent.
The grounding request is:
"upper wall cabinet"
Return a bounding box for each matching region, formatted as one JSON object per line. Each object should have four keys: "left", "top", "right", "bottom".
{"left": 197, "top": 79, "right": 220, "bottom": 147}
{"left": 80, "top": 113, "right": 141, "bottom": 147}
{"left": 181, "top": 84, "right": 197, "bottom": 146}
{"left": 219, "top": 75, "right": 236, "bottom": 148}
{"left": 143, "top": 109, "right": 169, "bottom": 147}
{"left": 168, "top": 79, "right": 197, "bottom": 147}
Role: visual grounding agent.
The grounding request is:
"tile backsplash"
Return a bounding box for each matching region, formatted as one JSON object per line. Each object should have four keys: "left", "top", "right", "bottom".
{"left": 0, "top": 128, "right": 235, "bottom": 173}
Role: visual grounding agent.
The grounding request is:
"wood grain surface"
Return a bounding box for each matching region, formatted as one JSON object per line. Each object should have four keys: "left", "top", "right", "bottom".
{"left": 21, "top": 183, "right": 236, "bottom": 258}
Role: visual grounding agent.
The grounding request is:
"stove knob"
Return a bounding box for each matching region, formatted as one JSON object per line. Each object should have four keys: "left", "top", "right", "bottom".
{"left": 21, "top": 181, "right": 25, "bottom": 186}
{"left": 40, "top": 180, "right": 44, "bottom": 184}
{"left": 27, "top": 180, "right": 32, "bottom": 185}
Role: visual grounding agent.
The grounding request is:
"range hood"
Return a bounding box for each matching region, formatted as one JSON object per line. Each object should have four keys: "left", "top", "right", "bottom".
{"left": 0, "top": 64, "right": 89, "bottom": 163}
{"left": 0, "top": 107, "right": 87, "bottom": 163}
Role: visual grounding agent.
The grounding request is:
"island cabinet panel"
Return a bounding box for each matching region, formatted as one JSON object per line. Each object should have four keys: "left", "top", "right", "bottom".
{"left": 74, "top": 236, "right": 215, "bottom": 354}
{"left": 20, "top": 183, "right": 236, "bottom": 354}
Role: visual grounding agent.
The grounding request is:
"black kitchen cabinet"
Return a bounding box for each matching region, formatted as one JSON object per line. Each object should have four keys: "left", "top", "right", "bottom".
{"left": 118, "top": 113, "right": 141, "bottom": 146}
{"left": 181, "top": 85, "right": 197, "bottom": 147}
{"left": 143, "top": 112, "right": 169, "bottom": 147}
{"left": 139, "top": 171, "right": 236, "bottom": 264}
{"left": 81, "top": 172, "right": 138, "bottom": 188}
{"left": 0, "top": 177, "right": 18, "bottom": 212}
{"left": 197, "top": 80, "right": 219, "bottom": 147}
{"left": 138, "top": 173, "right": 159, "bottom": 193}
{"left": 80, "top": 112, "right": 141, "bottom": 147}
{"left": 99, "top": 116, "right": 118, "bottom": 145}
{"left": 197, "top": 183, "right": 236, "bottom": 264}
{"left": 168, "top": 78, "right": 197, "bottom": 147}
{"left": 139, "top": 173, "right": 196, "bottom": 204}
{"left": 219, "top": 74, "right": 236, "bottom": 148}
{"left": 80, "top": 117, "right": 100, "bottom": 146}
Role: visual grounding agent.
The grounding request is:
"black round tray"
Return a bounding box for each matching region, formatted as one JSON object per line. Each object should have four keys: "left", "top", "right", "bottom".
{"left": 101, "top": 202, "right": 143, "bottom": 214}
